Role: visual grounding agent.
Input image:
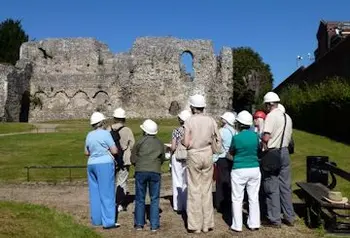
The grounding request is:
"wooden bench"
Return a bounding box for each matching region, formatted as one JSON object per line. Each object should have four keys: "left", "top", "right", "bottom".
{"left": 296, "top": 159, "right": 350, "bottom": 233}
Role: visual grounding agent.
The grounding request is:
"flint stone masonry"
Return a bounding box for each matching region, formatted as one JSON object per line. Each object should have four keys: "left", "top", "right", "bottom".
{"left": 0, "top": 63, "right": 32, "bottom": 122}
{"left": 2, "top": 37, "right": 234, "bottom": 122}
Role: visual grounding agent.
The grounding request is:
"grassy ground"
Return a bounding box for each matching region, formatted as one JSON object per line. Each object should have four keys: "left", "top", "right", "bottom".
{"left": 0, "top": 119, "right": 174, "bottom": 182}
{"left": 0, "top": 123, "right": 35, "bottom": 134}
{"left": 0, "top": 119, "right": 349, "bottom": 198}
{"left": 291, "top": 130, "right": 350, "bottom": 198}
{"left": 0, "top": 201, "right": 100, "bottom": 238}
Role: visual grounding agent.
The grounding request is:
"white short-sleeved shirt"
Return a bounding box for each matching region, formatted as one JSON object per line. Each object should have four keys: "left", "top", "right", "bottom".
{"left": 263, "top": 108, "right": 293, "bottom": 149}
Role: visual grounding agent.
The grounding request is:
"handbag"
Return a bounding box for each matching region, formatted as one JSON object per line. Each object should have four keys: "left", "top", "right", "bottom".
{"left": 175, "top": 142, "right": 188, "bottom": 160}
{"left": 288, "top": 137, "right": 295, "bottom": 154}
{"left": 260, "top": 113, "right": 287, "bottom": 173}
{"left": 211, "top": 118, "right": 223, "bottom": 154}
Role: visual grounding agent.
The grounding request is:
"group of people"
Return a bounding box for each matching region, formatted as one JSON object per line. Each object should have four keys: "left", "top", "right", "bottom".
{"left": 84, "top": 91, "right": 295, "bottom": 234}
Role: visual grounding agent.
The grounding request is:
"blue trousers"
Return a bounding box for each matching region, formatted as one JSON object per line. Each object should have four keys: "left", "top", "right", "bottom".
{"left": 87, "top": 162, "right": 116, "bottom": 227}
{"left": 134, "top": 172, "right": 161, "bottom": 230}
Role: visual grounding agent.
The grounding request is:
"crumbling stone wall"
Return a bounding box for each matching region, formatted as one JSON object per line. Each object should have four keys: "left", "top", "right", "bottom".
{"left": 0, "top": 63, "right": 31, "bottom": 122}
{"left": 0, "top": 64, "right": 13, "bottom": 121}
{"left": 7, "top": 36, "right": 234, "bottom": 122}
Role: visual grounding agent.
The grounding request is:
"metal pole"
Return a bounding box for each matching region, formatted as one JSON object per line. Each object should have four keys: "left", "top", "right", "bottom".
{"left": 69, "top": 168, "right": 72, "bottom": 182}
{"left": 27, "top": 167, "right": 29, "bottom": 182}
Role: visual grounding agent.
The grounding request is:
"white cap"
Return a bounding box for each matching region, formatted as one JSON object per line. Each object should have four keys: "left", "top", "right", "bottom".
{"left": 189, "top": 94, "right": 206, "bottom": 108}
{"left": 140, "top": 119, "right": 158, "bottom": 135}
{"left": 178, "top": 110, "right": 192, "bottom": 122}
{"left": 113, "top": 107, "right": 126, "bottom": 118}
{"left": 236, "top": 110, "right": 253, "bottom": 126}
{"left": 90, "top": 112, "right": 106, "bottom": 125}
{"left": 263, "top": 92, "right": 280, "bottom": 103}
{"left": 220, "top": 112, "right": 236, "bottom": 126}
{"left": 277, "top": 104, "right": 286, "bottom": 113}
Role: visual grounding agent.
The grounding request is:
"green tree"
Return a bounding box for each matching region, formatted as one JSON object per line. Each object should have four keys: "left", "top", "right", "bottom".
{"left": 231, "top": 47, "right": 273, "bottom": 112}
{"left": 0, "top": 18, "right": 29, "bottom": 65}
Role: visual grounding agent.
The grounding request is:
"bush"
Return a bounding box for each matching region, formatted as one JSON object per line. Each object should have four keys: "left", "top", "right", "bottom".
{"left": 279, "top": 77, "right": 350, "bottom": 143}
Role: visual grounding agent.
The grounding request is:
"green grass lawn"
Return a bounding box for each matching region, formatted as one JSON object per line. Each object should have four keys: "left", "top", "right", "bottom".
{"left": 0, "top": 119, "right": 349, "bottom": 198}
{"left": 0, "top": 119, "right": 174, "bottom": 182}
{"left": 0, "top": 201, "right": 100, "bottom": 238}
{"left": 0, "top": 123, "right": 35, "bottom": 134}
{"left": 291, "top": 130, "right": 350, "bottom": 198}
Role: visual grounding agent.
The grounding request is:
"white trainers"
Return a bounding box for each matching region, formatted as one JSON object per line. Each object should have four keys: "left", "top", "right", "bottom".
{"left": 115, "top": 223, "right": 120, "bottom": 228}
{"left": 118, "top": 205, "right": 124, "bottom": 212}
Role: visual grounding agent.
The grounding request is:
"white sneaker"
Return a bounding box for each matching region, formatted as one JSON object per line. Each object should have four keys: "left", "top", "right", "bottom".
{"left": 115, "top": 223, "right": 120, "bottom": 228}
{"left": 118, "top": 205, "right": 124, "bottom": 212}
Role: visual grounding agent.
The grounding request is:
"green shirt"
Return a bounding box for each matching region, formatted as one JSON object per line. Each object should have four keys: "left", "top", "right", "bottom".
{"left": 230, "top": 130, "right": 259, "bottom": 169}
{"left": 131, "top": 135, "right": 165, "bottom": 173}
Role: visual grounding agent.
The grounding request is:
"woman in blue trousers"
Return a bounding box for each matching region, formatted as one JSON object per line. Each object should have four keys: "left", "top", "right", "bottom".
{"left": 85, "top": 112, "right": 120, "bottom": 229}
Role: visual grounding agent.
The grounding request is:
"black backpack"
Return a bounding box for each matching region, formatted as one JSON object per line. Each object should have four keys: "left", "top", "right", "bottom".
{"left": 110, "top": 126, "right": 125, "bottom": 169}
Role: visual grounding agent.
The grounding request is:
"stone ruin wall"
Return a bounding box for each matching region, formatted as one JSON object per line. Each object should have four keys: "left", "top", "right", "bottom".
{"left": 0, "top": 63, "right": 32, "bottom": 122}
{"left": 0, "top": 37, "right": 234, "bottom": 122}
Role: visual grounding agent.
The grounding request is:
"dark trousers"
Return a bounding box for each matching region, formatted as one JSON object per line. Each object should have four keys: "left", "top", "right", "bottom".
{"left": 215, "top": 158, "right": 233, "bottom": 212}
{"left": 134, "top": 172, "right": 161, "bottom": 230}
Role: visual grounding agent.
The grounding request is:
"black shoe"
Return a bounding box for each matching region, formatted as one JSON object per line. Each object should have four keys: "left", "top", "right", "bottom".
{"left": 249, "top": 228, "right": 259, "bottom": 231}
{"left": 262, "top": 221, "right": 281, "bottom": 229}
{"left": 283, "top": 219, "right": 295, "bottom": 227}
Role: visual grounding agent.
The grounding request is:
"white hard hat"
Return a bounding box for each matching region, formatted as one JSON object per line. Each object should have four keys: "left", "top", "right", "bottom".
{"left": 178, "top": 110, "right": 192, "bottom": 122}
{"left": 277, "top": 104, "right": 286, "bottom": 113}
{"left": 220, "top": 112, "right": 236, "bottom": 126}
{"left": 140, "top": 119, "right": 158, "bottom": 135}
{"left": 113, "top": 107, "right": 126, "bottom": 118}
{"left": 90, "top": 112, "right": 106, "bottom": 125}
{"left": 263, "top": 92, "right": 280, "bottom": 103}
{"left": 189, "top": 94, "right": 206, "bottom": 108}
{"left": 236, "top": 110, "right": 253, "bottom": 126}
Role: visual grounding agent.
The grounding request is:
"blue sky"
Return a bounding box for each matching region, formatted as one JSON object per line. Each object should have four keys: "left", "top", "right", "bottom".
{"left": 2, "top": 0, "right": 350, "bottom": 87}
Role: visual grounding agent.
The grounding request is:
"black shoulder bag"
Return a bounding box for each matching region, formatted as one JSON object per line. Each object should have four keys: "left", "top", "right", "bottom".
{"left": 260, "top": 113, "right": 287, "bottom": 173}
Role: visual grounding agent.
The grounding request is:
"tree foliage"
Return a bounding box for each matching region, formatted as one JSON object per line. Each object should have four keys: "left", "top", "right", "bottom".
{"left": 231, "top": 47, "right": 273, "bottom": 112}
{"left": 279, "top": 77, "right": 350, "bottom": 143}
{"left": 0, "top": 18, "right": 29, "bottom": 65}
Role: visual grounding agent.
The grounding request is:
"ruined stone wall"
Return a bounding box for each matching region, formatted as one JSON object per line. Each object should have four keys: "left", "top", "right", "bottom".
{"left": 0, "top": 63, "right": 31, "bottom": 122}
{"left": 0, "top": 64, "right": 13, "bottom": 121}
{"left": 10, "top": 37, "right": 234, "bottom": 122}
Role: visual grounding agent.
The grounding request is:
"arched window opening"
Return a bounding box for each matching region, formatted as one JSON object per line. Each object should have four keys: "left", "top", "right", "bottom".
{"left": 180, "top": 51, "right": 194, "bottom": 82}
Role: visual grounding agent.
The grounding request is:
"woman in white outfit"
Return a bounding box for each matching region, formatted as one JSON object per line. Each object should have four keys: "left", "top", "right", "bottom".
{"left": 170, "top": 110, "right": 192, "bottom": 213}
{"left": 229, "top": 110, "right": 261, "bottom": 232}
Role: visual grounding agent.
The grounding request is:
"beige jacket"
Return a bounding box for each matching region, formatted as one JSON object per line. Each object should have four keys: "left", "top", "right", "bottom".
{"left": 109, "top": 123, "right": 135, "bottom": 166}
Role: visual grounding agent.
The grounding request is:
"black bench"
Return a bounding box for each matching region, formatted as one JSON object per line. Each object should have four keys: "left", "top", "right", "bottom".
{"left": 296, "top": 156, "right": 350, "bottom": 233}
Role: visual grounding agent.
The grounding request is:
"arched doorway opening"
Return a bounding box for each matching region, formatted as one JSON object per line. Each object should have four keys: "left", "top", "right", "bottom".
{"left": 19, "top": 91, "right": 30, "bottom": 122}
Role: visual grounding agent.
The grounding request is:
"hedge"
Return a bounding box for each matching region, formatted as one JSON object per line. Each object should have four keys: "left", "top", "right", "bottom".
{"left": 279, "top": 77, "right": 350, "bottom": 143}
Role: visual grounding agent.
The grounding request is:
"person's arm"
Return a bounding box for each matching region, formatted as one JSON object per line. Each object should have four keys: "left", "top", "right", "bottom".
{"left": 105, "top": 132, "right": 118, "bottom": 155}
{"left": 170, "top": 129, "right": 177, "bottom": 153}
{"left": 130, "top": 141, "right": 139, "bottom": 165}
{"left": 109, "top": 145, "right": 118, "bottom": 155}
{"left": 183, "top": 124, "right": 191, "bottom": 148}
{"left": 85, "top": 146, "right": 90, "bottom": 156}
{"left": 229, "top": 136, "right": 236, "bottom": 156}
{"left": 84, "top": 137, "right": 90, "bottom": 156}
{"left": 262, "top": 114, "right": 274, "bottom": 147}
{"left": 160, "top": 142, "right": 166, "bottom": 164}
{"left": 127, "top": 128, "right": 136, "bottom": 150}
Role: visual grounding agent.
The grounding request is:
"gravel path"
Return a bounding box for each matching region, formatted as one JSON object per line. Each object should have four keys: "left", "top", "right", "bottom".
{"left": 0, "top": 175, "right": 317, "bottom": 238}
